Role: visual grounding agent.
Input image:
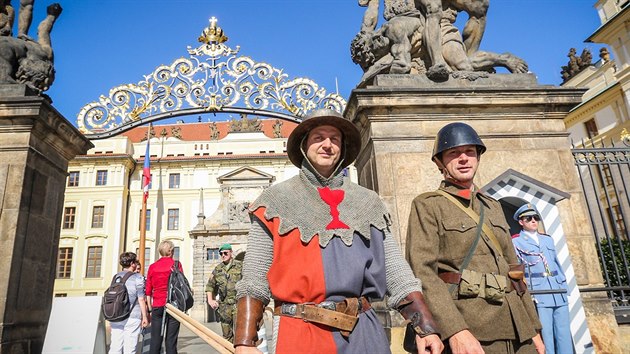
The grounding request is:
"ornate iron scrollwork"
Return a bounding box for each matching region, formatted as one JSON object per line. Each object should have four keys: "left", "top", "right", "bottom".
{"left": 77, "top": 17, "right": 346, "bottom": 135}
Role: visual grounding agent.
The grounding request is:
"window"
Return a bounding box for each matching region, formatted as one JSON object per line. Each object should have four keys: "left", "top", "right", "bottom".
{"left": 85, "top": 292, "right": 98, "bottom": 296}
{"left": 139, "top": 209, "right": 151, "bottom": 231}
{"left": 91, "top": 206, "right": 104, "bottom": 228}
{"left": 168, "top": 209, "right": 179, "bottom": 230}
{"left": 207, "top": 248, "right": 219, "bottom": 261}
{"left": 96, "top": 170, "right": 108, "bottom": 186}
{"left": 57, "top": 247, "right": 73, "bottom": 278}
{"left": 85, "top": 246, "right": 102, "bottom": 278}
{"left": 63, "top": 207, "right": 76, "bottom": 229}
{"left": 54, "top": 293, "right": 67, "bottom": 297}
{"left": 611, "top": 205, "right": 627, "bottom": 237}
{"left": 68, "top": 171, "right": 79, "bottom": 187}
{"left": 601, "top": 165, "right": 613, "bottom": 186}
{"left": 174, "top": 246, "right": 180, "bottom": 261}
{"left": 169, "top": 173, "right": 180, "bottom": 189}
{"left": 584, "top": 118, "right": 599, "bottom": 139}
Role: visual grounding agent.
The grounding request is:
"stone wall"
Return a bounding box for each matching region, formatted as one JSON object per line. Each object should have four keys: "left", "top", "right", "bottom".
{"left": 0, "top": 86, "right": 92, "bottom": 352}
{"left": 345, "top": 74, "right": 622, "bottom": 353}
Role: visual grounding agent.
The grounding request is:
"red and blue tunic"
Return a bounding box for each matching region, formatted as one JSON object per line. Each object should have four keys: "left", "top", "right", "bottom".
{"left": 237, "top": 166, "right": 421, "bottom": 354}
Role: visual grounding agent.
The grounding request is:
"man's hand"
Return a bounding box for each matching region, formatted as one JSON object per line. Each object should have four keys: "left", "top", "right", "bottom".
{"left": 448, "top": 330, "right": 484, "bottom": 354}
{"left": 208, "top": 299, "right": 219, "bottom": 309}
{"left": 234, "top": 346, "right": 263, "bottom": 354}
{"left": 141, "top": 317, "right": 149, "bottom": 328}
{"left": 415, "top": 333, "right": 443, "bottom": 354}
{"left": 532, "top": 333, "right": 545, "bottom": 354}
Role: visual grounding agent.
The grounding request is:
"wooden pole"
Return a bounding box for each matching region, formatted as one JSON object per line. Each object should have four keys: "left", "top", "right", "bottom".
{"left": 166, "top": 304, "right": 235, "bottom": 353}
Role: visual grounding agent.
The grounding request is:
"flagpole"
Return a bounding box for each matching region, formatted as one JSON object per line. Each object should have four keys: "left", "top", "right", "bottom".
{"left": 139, "top": 196, "right": 148, "bottom": 275}
{"left": 139, "top": 124, "right": 152, "bottom": 275}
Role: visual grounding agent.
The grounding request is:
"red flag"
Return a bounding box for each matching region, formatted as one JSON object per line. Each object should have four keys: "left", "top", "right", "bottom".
{"left": 142, "top": 125, "right": 151, "bottom": 202}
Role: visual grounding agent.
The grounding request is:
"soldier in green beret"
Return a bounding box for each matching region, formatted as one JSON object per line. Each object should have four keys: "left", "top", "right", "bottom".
{"left": 206, "top": 243, "right": 243, "bottom": 342}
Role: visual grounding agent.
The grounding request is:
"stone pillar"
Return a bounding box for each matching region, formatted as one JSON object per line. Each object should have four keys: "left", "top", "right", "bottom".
{"left": 345, "top": 74, "right": 622, "bottom": 353}
{"left": 0, "top": 86, "right": 93, "bottom": 353}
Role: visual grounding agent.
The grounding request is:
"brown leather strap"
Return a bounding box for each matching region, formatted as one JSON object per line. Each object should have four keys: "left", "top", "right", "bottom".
{"left": 438, "top": 272, "right": 462, "bottom": 284}
{"left": 434, "top": 190, "right": 503, "bottom": 256}
{"left": 273, "top": 297, "right": 370, "bottom": 333}
{"left": 274, "top": 303, "right": 358, "bottom": 332}
{"left": 234, "top": 296, "right": 264, "bottom": 347}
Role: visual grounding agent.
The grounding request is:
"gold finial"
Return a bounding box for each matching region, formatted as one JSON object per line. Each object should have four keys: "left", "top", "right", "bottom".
{"left": 198, "top": 16, "right": 228, "bottom": 44}
{"left": 621, "top": 128, "right": 629, "bottom": 141}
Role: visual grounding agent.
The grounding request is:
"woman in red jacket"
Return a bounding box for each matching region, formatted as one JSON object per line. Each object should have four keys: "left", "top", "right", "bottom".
{"left": 146, "top": 240, "right": 183, "bottom": 354}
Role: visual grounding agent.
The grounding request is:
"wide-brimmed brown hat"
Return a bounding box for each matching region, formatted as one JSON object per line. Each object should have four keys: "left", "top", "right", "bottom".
{"left": 287, "top": 108, "right": 361, "bottom": 169}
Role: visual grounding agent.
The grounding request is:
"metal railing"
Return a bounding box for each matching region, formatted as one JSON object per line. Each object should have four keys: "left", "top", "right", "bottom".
{"left": 572, "top": 138, "right": 630, "bottom": 323}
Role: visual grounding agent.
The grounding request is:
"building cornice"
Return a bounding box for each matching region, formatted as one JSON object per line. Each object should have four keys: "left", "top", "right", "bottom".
{"left": 564, "top": 82, "right": 622, "bottom": 126}
{"left": 587, "top": 3, "right": 630, "bottom": 43}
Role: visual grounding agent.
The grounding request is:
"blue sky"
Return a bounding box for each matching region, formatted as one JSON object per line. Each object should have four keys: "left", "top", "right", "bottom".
{"left": 29, "top": 0, "right": 603, "bottom": 126}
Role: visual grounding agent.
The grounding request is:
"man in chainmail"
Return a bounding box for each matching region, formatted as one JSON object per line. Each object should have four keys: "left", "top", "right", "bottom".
{"left": 233, "top": 109, "right": 442, "bottom": 354}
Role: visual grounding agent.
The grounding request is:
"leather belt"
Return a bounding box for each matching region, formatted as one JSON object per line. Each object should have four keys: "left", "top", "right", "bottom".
{"left": 529, "top": 270, "right": 558, "bottom": 278}
{"left": 439, "top": 272, "right": 461, "bottom": 284}
{"left": 273, "top": 297, "right": 371, "bottom": 334}
{"left": 439, "top": 271, "right": 514, "bottom": 292}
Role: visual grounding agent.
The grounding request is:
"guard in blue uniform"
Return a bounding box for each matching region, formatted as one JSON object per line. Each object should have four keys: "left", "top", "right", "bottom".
{"left": 512, "top": 203, "right": 574, "bottom": 354}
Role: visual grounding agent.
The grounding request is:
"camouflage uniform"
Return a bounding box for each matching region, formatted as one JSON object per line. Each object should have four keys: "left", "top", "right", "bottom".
{"left": 206, "top": 259, "right": 243, "bottom": 342}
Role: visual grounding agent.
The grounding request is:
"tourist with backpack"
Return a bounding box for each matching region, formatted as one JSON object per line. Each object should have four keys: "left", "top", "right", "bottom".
{"left": 146, "top": 240, "right": 184, "bottom": 354}
{"left": 106, "top": 252, "right": 149, "bottom": 354}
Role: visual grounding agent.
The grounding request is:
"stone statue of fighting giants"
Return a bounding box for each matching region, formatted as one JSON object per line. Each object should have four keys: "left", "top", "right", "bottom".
{"left": 0, "top": 1, "right": 62, "bottom": 93}
{"left": 351, "top": 0, "right": 528, "bottom": 85}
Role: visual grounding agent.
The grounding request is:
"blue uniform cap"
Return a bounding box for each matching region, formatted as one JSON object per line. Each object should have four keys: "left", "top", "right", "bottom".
{"left": 219, "top": 243, "right": 232, "bottom": 252}
{"left": 513, "top": 203, "right": 540, "bottom": 221}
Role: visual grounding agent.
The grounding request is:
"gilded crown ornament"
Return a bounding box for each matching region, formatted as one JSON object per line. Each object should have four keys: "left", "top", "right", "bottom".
{"left": 198, "top": 17, "right": 228, "bottom": 44}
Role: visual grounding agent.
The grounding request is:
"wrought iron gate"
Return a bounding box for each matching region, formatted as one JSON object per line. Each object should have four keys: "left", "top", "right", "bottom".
{"left": 572, "top": 138, "right": 630, "bottom": 323}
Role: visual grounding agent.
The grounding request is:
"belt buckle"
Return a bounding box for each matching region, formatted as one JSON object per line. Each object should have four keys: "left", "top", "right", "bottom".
{"left": 318, "top": 301, "right": 336, "bottom": 311}
{"left": 281, "top": 303, "right": 297, "bottom": 316}
{"left": 542, "top": 272, "right": 548, "bottom": 277}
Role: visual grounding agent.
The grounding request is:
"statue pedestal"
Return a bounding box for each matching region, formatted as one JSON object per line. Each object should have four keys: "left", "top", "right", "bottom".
{"left": 346, "top": 74, "right": 621, "bottom": 353}
{"left": 0, "top": 86, "right": 92, "bottom": 352}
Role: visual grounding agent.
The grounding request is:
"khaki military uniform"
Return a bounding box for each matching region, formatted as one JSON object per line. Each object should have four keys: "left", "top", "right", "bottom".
{"left": 206, "top": 259, "right": 243, "bottom": 342}
{"left": 405, "top": 181, "right": 541, "bottom": 351}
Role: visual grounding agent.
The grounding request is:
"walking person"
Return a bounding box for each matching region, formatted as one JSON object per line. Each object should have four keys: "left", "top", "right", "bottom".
{"left": 108, "top": 252, "right": 149, "bottom": 354}
{"left": 146, "top": 240, "right": 183, "bottom": 354}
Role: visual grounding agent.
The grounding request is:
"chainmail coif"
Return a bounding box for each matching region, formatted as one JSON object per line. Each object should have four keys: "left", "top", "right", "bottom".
{"left": 249, "top": 160, "right": 391, "bottom": 247}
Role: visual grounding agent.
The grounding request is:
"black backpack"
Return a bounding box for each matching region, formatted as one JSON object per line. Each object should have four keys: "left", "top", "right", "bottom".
{"left": 102, "top": 271, "right": 136, "bottom": 322}
{"left": 168, "top": 261, "right": 194, "bottom": 312}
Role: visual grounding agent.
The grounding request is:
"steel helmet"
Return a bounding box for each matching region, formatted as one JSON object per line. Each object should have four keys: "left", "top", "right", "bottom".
{"left": 432, "top": 122, "right": 486, "bottom": 161}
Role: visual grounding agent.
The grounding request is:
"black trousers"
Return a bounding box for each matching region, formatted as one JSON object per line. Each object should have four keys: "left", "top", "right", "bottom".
{"left": 149, "top": 306, "right": 180, "bottom": 354}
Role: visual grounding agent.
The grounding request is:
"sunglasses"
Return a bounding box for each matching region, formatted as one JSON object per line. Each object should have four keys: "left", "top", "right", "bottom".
{"left": 522, "top": 215, "right": 540, "bottom": 222}
{"left": 220, "top": 251, "right": 230, "bottom": 256}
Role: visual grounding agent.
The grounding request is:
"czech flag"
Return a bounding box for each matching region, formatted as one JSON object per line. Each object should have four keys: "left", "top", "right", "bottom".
{"left": 142, "top": 126, "right": 151, "bottom": 202}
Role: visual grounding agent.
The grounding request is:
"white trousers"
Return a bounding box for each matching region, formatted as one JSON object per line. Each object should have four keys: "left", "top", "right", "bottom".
{"left": 109, "top": 316, "right": 142, "bottom": 354}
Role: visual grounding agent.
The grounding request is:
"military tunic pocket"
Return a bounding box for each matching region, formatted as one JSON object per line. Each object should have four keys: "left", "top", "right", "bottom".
{"left": 441, "top": 217, "right": 479, "bottom": 260}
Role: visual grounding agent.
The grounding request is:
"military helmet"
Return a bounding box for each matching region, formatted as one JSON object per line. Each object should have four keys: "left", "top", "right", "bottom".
{"left": 286, "top": 108, "right": 361, "bottom": 169}
{"left": 431, "top": 122, "right": 486, "bottom": 161}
